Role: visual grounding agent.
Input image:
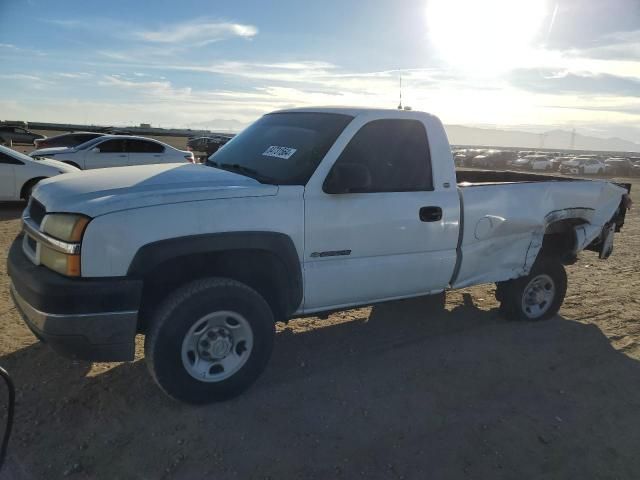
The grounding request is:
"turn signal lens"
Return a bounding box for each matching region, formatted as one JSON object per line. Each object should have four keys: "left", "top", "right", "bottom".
{"left": 40, "top": 246, "right": 81, "bottom": 277}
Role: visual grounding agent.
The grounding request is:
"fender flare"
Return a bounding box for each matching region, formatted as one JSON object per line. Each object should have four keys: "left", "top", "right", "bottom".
{"left": 127, "top": 231, "right": 303, "bottom": 316}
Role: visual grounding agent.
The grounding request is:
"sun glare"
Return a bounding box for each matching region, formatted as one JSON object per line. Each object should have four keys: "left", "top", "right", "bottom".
{"left": 426, "top": 0, "right": 548, "bottom": 72}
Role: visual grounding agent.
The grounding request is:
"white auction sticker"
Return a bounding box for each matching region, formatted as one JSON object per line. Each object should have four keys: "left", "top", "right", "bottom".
{"left": 262, "top": 145, "right": 297, "bottom": 160}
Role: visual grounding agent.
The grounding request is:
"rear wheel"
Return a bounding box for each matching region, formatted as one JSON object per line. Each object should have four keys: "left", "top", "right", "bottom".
{"left": 145, "top": 277, "right": 275, "bottom": 404}
{"left": 495, "top": 258, "right": 567, "bottom": 321}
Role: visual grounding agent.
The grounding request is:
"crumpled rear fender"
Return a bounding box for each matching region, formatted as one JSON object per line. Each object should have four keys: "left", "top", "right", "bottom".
{"left": 451, "top": 180, "right": 627, "bottom": 289}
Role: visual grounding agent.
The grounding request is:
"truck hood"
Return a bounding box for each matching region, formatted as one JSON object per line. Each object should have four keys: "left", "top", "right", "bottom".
{"left": 33, "top": 163, "right": 278, "bottom": 217}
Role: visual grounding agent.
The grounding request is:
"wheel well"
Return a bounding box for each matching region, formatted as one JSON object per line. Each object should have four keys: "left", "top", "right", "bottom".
{"left": 20, "top": 177, "right": 46, "bottom": 199}
{"left": 137, "top": 249, "right": 293, "bottom": 332}
{"left": 540, "top": 218, "right": 587, "bottom": 264}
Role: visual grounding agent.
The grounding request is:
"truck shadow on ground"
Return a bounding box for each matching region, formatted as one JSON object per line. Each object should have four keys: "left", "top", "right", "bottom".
{"left": 2, "top": 295, "right": 640, "bottom": 479}
{"left": 0, "top": 204, "right": 25, "bottom": 221}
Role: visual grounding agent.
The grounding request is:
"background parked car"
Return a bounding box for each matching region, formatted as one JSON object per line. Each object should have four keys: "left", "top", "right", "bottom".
{"left": 187, "top": 135, "right": 233, "bottom": 158}
{"left": 0, "top": 144, "right": 79, "bottom": 200}
{"left": 30, "top": 135, "right": 194, "bottom": 169}
{"left": 0, "top": 125, "right": 45, "bottom": 145}
{"left": 548, "top": 156, "right": 568, "bottom": 171}
{"left": 604, "top": 158, "right": 633, "bottom": 176}
{"left": 563, "top": 158, "right": 607, "bottom": 175}
{"left": 471, "top": 150, "right": 516, "bottom": 169}
{"left": 512, "top": 154, "right": 552, "bottom": 171}
{"left": 559, "top": 155, "right": 600, "bottom": 174}
{"left": 34, "top": 131, "right": 105, "bottom": 150}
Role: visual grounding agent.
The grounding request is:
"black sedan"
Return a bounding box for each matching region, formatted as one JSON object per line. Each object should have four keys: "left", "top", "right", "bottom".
{"left": 0, "top": 125, "right": 45, "bottom": 145}
{"left": 604, "top": 158, "right": 633, "bottom": 176}
{"left": 33, "top": 131, "right": 105, "bottom": 150}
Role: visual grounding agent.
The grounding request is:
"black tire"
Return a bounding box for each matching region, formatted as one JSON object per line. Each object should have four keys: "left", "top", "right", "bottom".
{"left": 495, "top": 258, "right": 567, "bottom": 321}
{"left": 145, "top": 277, "right": 275, "bottom": 404}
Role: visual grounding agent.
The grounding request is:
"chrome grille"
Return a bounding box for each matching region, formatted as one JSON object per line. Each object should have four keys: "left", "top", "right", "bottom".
{"left": 28, "top": 199, "right": 46, "bottom": 227}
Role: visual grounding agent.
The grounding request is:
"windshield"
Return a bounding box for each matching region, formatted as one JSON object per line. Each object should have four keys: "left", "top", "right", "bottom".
{"left": 206, "top": 112, "right": 353, "bottom": 185}
{"left": 74, "top": 136, "right": 108, "bottom": 151}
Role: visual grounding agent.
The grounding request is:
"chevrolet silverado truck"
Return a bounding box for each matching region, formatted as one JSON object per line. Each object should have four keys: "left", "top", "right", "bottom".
{"left": 8, "top": 108, "right": 631, "bottom": 404}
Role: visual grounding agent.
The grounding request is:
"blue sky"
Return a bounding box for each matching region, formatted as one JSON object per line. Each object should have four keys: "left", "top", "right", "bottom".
{"left": 0, "top": 0, "right": 639, "bottom": 142}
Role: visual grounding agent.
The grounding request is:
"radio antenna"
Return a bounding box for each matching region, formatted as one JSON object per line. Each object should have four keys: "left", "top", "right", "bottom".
{"left": 397, "top": 74, "right": 403, "bottom": 110}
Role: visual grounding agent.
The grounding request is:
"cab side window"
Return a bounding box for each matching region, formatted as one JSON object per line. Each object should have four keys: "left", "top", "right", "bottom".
{"left": 328, "top": 119, "right": 433, "bottom": 192}
{"left": 98, "top": 139, "right": 126, "bottom": 153}
{"left": 126, "top": 139, "right": 165, "bottom": 153}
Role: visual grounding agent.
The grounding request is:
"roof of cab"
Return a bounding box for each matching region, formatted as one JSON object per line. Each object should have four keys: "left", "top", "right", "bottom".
{"left": 271, "top": 106, "right": 436, "bottom": 119}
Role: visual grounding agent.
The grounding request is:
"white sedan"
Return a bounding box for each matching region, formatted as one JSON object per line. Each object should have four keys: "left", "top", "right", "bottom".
{"left": 569, "top": 158, "right": 607, "bottom": 175}
{"left": 0, "top": 145, "right": 79, "bottom": 201}
{"left": 512, "top": 154, "right": 552, "bottom": 171}
{"left": 29, "top": 135, "right": 195, "bottom": 170}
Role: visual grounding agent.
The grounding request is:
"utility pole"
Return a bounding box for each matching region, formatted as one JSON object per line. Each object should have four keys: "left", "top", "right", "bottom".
{"left": 539, "top": 132, "right": 547, "bottom": 149}
{"left": 397, "top": 75, "right": 403, "bottom": 110}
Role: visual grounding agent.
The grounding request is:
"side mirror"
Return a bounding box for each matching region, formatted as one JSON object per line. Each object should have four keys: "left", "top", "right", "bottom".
{"left": 91, "top": 147, "right": 101, "bottom": 153}
{"left": 323, "top": 163, "right": 372, "bottom": 194}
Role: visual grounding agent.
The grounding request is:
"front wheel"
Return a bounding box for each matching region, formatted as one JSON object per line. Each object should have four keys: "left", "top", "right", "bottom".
{"left": 495, "top": 258, "right": 567, "bottom": 321}
{"left": 145, "top": 278, "right": 275, "bottom": 404}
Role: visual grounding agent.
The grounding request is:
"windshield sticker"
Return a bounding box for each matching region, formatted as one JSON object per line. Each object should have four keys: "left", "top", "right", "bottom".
{"left": 262, "top": 145, "right": 297, "bottom": 160}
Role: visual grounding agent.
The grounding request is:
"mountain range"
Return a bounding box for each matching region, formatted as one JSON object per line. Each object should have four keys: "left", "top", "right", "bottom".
{"left": 445, "top": 125, "right": 640, "bottom": 153}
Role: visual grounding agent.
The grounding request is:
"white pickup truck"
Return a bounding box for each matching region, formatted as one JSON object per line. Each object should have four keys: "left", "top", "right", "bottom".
{"left": 8, "top": 108, "right": 631, "bottom": 404}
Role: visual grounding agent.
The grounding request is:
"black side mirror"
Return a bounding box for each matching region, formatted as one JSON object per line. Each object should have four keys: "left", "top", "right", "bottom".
{"left": 323, "top": 163, "right": 372, "bottom": 194}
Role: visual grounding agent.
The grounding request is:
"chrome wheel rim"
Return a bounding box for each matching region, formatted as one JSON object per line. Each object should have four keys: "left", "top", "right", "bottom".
{"left": 521, "top": 274, "right": 556, "bottom": 319}
{"left": 181, "top": 311, "right": 253, "bottom": 382}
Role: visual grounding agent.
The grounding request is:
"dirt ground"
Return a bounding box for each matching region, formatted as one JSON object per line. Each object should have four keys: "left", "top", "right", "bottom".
{"left": 0, "top": 174, "right": 638, "bottom": 479}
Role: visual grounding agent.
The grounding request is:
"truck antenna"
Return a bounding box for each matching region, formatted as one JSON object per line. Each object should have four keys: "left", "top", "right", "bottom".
{"left": 397, "top": 75, "right": 403, "bottom": 110}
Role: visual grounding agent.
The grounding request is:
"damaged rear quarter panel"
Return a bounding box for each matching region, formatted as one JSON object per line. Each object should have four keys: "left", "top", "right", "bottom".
{"left": 452, "top": 180, "right": 626, "bottom": 288}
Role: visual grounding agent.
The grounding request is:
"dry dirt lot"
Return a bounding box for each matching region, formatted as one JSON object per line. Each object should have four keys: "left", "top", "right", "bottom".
{"left": 0, "top": 177, "right": 638, "bottom": 479}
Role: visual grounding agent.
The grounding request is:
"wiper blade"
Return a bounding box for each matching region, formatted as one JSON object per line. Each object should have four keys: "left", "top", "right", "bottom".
{"left": 218, "top": 163, "right": 275, "bottom": 184}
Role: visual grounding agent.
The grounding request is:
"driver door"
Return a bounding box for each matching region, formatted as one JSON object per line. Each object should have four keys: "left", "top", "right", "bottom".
{"left": 303, "top": 118, "right": 460, "bottom": 311}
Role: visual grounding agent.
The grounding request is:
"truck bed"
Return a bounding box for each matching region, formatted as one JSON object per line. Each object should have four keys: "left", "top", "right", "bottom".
{"left": 456, "top": 168, "right": 577, "bottom": 185}
{"left": 450, "top": 172, "right": 630, "bottom": 290}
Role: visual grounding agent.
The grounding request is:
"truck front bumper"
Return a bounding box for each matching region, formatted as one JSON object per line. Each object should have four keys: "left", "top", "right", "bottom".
{"left": 8, "top": 236, "right": 142, "bottom": 361}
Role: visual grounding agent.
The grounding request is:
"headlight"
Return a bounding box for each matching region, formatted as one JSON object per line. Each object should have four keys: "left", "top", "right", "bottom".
{"left": 39, "top": 214, "right": 90, "bottom": 276}
{"left": 41, "top": 213, "right": 90, "bottom": 242}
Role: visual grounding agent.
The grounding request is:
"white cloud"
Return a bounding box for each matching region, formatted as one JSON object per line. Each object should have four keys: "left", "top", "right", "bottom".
{"left": 56, "top": 72, "right": 92, "bottom": 79}
{"left": 0, "top": 73, "right": 54, "bottom": 90}
{"left": 135, "top": 20, "right": 258, "bottom": 46}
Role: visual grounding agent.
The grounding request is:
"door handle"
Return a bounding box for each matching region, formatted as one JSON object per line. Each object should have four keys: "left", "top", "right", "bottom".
{"left": 119, "top": 155, "right": 127, "bottom": 157}
{"left": 419, "top": 206, "right": 442, "bottom": 222}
